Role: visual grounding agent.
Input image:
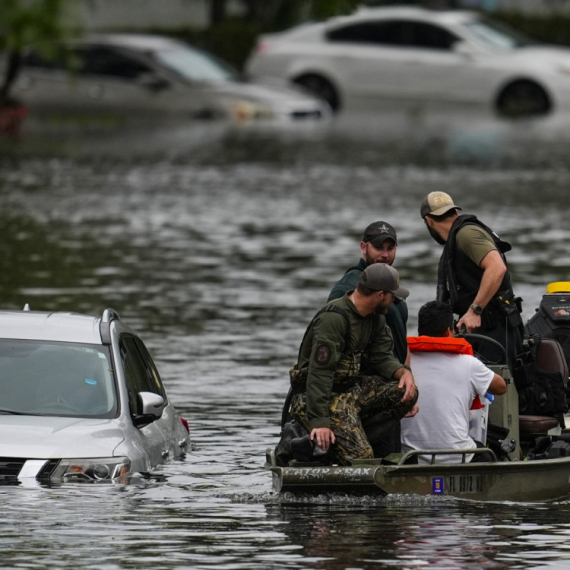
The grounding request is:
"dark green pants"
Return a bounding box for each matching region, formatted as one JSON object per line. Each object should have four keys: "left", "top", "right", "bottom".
{"left": 291, "top": 376, "right": 417, "bottom": 466}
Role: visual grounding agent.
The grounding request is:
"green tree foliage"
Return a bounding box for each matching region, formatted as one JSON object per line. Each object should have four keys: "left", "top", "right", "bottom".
{"left": 194, "top": 0, "right": 370, "bottom": 69}
{"left": 309, "top": 0, "right": 366, "bottom": 20}
{"left": 0, "top": 0, "right": 78, "bottom": 103}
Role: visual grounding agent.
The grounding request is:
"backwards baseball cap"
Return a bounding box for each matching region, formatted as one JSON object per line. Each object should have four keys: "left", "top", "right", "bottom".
{"left": 362, "top": 221, "right": 398, "bottom": 247}
{"left": 420, "top": 191, "right": 462, "bottom": 218}
{"left": 359, "top": 263, "right": 409, "bottom": 299}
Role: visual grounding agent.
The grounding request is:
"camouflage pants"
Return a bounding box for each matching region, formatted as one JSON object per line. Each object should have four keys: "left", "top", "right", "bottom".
{"left": 290, "top": 376, "right": 417, "bottom": 466}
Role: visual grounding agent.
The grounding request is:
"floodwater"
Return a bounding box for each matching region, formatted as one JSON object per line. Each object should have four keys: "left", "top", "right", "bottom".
{"left": 2, "top": 107, "right": 570, "bottom": 569}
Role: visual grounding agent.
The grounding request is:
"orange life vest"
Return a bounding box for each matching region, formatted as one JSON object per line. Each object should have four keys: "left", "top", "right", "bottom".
{"left": 407, "top": 336, "right": 474, "bottom": 356}
{"left": 406, "top": 336, "right": 484, "bottom": 409}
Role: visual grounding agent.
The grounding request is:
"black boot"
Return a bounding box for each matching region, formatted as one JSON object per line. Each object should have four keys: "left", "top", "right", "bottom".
{"left": 274, "top": 420, "right": 308, "bottom": 466}
{"left": 290, "top": 435, "right": 330, "bottom": 463}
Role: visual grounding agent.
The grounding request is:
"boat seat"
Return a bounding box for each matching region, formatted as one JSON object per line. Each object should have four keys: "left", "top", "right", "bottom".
{"left": 519, "top": 338, "right": 569, "bottom": 439}
{"left": 519, "top": 415, "right": 560, "bottom": 437}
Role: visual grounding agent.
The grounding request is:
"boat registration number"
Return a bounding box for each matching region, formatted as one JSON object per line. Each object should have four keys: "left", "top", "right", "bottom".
{"left": 432, "top": 475, "right": 484, "bottom": 494}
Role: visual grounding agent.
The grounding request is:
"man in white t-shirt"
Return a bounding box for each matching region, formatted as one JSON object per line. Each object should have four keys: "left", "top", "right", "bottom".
{"left": 401, "top": 300, "right": 506, "bottom": 464}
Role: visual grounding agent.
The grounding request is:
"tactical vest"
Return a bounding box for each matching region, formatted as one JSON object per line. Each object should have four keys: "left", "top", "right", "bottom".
{"left": 437, "top": 215, "right": 520, "bottom": 326}
{"left": 289, "top": 304, "right": 378, "bottom": 393}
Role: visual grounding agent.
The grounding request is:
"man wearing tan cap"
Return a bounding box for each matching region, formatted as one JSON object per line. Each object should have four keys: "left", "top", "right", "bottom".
{"left": 420, "top": 191, "right": 523, "bottom": 371}
{"left": 277, "top": 263, "right": 418, "bottom": 466}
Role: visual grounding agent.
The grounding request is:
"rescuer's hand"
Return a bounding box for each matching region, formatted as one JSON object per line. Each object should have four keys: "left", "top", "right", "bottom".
{"left": 404, "top": 404, "right": 420, "bottom": 418}
{"left": 310, "top": 427, "right": 336, "bottom": 451}
{"left": 398, "top": 368, "right": 417, "bottom": 402}
{"left": 457, "top": 309, "right": 481, "bottom": 333}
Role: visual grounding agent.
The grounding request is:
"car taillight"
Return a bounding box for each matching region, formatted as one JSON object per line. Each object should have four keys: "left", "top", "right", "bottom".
{"left": 180, "top": 417, "right": 190, "bottom": 433}
{"left": 255, "top": 41, "right": 272, "bottom": 54}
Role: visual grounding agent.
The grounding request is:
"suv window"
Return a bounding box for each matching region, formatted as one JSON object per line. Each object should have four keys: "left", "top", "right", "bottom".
{"left": 0, "top": 340, "right": 117, "bottom": 418}
{"left": 74, "top": 46, "right": 152, "bottom": 79}
{"left": 21, "top": 46, "right": 153, "bottom": 78}
{"left": 327, "top": 20, "right": 457, "bottom": 50}
{"left": 21, "top": 50, "right": 67, "bottom": 70}
{"left": 133, "top": 337, "right": 167, "bottom": 398}
{"left": 120, "top": 335, "right": 166, "bottom": 416}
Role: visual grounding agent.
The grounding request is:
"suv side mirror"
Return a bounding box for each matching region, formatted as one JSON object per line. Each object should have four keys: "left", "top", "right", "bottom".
{"left": 138, "top": 391, "right": 165, "bottom": 418}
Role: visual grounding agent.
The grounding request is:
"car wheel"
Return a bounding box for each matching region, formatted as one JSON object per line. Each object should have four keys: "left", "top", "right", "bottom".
{"left": 292, "top": 74, "right": 341, "bottom": 112}
{"left": 496, "top": 80, "right": 551, "bottom": 118}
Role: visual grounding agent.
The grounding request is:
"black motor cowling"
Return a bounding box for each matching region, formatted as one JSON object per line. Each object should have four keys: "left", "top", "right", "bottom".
{"left": 526, "top": 284, "right": 570, "bottom": 371}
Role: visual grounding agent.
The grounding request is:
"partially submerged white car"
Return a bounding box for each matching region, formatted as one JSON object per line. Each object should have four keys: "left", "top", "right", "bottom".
{"left": 0, "top": 308, "right": 189, "bottom": 484}
{"left": 247, "top": 6, "right": 570, "bottom": 117}
{"left": 8, "top": 33, "right": 330, "bottom": 126}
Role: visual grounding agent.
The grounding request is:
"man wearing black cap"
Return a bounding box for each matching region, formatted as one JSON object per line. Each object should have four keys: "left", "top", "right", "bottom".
{"left": 282, "top": 263, "right": 418, "bottom": 466}
{"left": 420, "top": 191, "right": 523, "bottom": 371}
{"left": 328, "top": 221, "right": 408, "bottom": 365}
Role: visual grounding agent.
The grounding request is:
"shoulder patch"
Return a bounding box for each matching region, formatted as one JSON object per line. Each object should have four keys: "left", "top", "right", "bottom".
{"left": 315, "top": 344, "right": 331, "bottom": 365}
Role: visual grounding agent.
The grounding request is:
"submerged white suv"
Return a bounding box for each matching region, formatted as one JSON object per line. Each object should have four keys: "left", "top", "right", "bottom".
{"left": 0, "top": 307, "right": 190, "bottom": 484}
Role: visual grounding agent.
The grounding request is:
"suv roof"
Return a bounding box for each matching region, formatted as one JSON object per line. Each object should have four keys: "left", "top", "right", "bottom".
{"left": 0, "top": 308, "right": 120, "bottom": 344}
{"left": 83, "top": 33, "right": 184, "bottom": 52}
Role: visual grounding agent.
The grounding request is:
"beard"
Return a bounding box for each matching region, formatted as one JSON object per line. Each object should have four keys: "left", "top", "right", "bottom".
{"left": 426, "top": 222, "right": 446, "bottom": 245}
{"left": 374, "top": 303, "right": 389, "bottom": 315}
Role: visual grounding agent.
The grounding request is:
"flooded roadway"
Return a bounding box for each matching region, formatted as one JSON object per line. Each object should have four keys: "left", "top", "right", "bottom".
{"left": 1, "top": 108, "right": 570, "bottom": 568}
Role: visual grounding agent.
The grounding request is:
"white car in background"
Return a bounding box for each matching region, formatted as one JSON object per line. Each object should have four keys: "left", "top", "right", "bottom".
{"left": 0, "top": 307, "right": 189, "bottom": 484}
{"left": 246, "top": 6, "right": 570, "bottom": 117}
{"left": 8, "top": 34, "right": 329, "bottom": 126}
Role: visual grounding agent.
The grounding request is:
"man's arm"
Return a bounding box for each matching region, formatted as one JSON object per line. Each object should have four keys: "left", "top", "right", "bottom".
{"left": 472, "top": 359, "right": 507, "bottom": 398}
{"left": 487, "top": 372, "right": 507, "bottom": 395}
{"left": 457, "top": 250, "right": 507, "bottom": 333}
{"left": 304, "top": 312, "right": 346, "bottom": 430}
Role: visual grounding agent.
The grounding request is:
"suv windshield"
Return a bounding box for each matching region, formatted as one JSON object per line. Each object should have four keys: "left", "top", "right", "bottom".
{"left": 153, "top": 46, "right": 237, "bottom": 83}
{"left": 463, "top": 17, "right": 535, "bottom": 49}
{"left": 0, "top": 340, "right": 117, "bottom": 418}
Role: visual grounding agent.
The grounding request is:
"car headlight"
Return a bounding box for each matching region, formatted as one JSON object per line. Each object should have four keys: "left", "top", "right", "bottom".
{"left": 49, "top": 457, "right": 131, "bottom": 482}
{"left": 232, "top": 100, "right": 276, "bottom": 123}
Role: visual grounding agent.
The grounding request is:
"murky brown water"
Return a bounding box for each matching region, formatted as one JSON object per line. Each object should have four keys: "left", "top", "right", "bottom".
{"left": 1, "top": 109, "right": 570, "bottom": 569}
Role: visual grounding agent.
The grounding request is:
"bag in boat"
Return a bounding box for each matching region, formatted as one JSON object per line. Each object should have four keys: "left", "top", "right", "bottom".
{"left": 515, "top": 335, "right": 569, "bottom": 424}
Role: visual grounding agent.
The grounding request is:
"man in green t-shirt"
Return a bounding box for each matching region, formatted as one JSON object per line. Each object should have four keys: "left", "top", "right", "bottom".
{"left": 420, "top": 191, "right": 523, "bottom": 371}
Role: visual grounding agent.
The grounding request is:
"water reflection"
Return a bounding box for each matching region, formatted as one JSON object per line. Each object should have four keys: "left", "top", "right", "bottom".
{"left": 1, "top": 110, "right": 570, "bottom": 568}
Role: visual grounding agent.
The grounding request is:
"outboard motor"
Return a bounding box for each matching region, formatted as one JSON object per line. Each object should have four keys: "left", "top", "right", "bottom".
{"left": 526, "top": 282, "right": 570, "bottom": 371}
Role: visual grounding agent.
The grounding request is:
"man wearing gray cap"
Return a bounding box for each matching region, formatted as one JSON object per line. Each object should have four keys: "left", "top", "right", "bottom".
{"left": 420, "top": 191, "right": 523, "bottom": 371}
{"left": 328, "top": 221, "right": 410, "bottom": 457}
{"left": 281, "top": 263, "right": 418, "bottom": 466}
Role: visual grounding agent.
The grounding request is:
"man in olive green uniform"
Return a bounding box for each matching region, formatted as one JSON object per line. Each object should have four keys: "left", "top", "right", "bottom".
{"left": 328, "top": 221, "right": 409, "bottom": 457}
{"left": 420, "top": 191, "right": 523, "bottom": 372}
{"left": 287, "top": 263, "right": 418, "bottom": 466}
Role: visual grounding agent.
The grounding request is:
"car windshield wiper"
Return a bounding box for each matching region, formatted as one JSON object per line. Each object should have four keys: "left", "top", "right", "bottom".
{"left": 0, "top": 408, "right": 27, "bottom": 415}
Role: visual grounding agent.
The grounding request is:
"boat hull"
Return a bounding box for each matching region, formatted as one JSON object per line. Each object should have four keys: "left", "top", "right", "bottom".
{"left": 268, "top": 450, "right": 570, "bottom": 502}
